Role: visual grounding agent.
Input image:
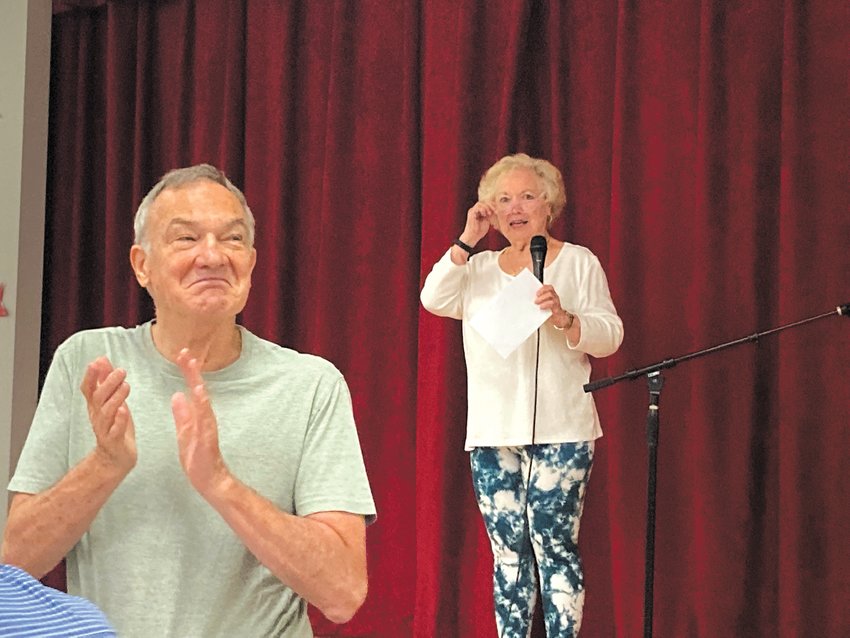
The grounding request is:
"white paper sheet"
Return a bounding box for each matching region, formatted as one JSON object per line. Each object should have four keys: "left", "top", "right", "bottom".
{"left": 468, "top": 269, "right": 552, "bottom": 358}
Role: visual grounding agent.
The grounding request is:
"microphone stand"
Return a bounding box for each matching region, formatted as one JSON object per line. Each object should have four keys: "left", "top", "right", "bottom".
{"left": 583, "top": 303, "right": 849, "bottom": 638}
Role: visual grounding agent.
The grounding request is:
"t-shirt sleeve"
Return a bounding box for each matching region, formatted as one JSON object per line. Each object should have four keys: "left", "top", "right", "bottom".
{"left": 8, "top": 339, "right": 77, "bottom": 495}
{"left": 293, "top": 372, "right": 376, "bottom": 524}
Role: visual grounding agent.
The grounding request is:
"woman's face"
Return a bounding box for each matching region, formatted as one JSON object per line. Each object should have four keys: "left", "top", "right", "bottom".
{"left": 492, "top": 168, "right": 551, "bottom": 245}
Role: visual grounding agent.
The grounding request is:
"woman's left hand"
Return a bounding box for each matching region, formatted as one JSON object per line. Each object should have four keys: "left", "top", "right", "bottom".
{"left": 535, "top": 285, "right": 573, "bottom": 329}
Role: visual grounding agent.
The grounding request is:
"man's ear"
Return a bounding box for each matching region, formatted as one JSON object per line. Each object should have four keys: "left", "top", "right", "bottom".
{"left": 129, "top": 244, "right": 150, "bottom": 288}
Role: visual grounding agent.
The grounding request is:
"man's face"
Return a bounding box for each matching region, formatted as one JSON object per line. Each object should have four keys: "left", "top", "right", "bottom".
{"left": 130, "top": 180, "right": 257, "bottom": 323}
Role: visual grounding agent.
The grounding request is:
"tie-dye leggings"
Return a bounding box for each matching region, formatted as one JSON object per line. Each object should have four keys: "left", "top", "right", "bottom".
{"left": 470, "top": 442, "right": 594, "bottom": 638}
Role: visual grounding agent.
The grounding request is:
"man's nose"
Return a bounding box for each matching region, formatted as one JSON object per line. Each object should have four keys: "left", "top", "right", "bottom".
{"left": 196, "top": 235, "right": 226, "bottom": 264}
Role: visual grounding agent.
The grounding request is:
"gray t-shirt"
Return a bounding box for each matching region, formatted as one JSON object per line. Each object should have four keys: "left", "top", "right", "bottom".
{"left": 9, "top": 322, "right": 376, "bottom": 638}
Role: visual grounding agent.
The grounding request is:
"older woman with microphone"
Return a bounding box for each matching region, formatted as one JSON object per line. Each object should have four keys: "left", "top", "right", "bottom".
{"left": 420, "top": 153, "right": 623, "bottom": 637}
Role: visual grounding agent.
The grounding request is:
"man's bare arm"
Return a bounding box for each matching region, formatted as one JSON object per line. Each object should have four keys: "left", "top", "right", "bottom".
{"left": 205, "top": 479, "right": 367, "bottom": 623}
{"left": 1, "top": 358, "right": 136, "bottom": 577}
{"left": 2, "top": 452, "right": 130, "bottom": 577}
{"left": 171, "top": 350, "right": 368, "bottom": 622}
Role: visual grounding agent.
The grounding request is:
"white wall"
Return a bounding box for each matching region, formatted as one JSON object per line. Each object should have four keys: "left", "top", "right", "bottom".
{"left": 0, "top": 0, "right": 51, "bottom": 532}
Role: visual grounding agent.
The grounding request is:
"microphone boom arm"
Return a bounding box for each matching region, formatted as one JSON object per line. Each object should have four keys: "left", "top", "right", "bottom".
{"left": 584, "top": 304, "right": 847, "bottom": 393}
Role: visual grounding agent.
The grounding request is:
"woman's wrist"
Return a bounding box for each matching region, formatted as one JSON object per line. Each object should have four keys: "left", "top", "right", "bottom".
{"left": 457, "top": 232, "right": 478, "bottom": 248}
{"left": 453, "top": 238, "right": 474, "bottom": 254}
{"left": 450, "top": 234, "right": 476, "bottom": 265}
{"left": 553, "top": 310, "right": 575, "bottom": 331}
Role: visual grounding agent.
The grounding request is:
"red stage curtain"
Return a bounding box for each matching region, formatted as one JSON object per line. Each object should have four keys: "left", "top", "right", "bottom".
{"left": 41, "top": 1, "right": 849, "bottom": 636}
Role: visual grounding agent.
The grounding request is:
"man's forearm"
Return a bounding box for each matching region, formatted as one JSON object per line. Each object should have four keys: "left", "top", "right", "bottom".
{"left": 1, "top": 450, "right": 130, "bottom": 578}
{"left": 203, "top": 474, "right": 367, "bottom": 624}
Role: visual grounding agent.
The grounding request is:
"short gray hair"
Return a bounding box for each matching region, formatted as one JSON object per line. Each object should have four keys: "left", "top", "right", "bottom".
{"left": 134, "top": 164, "right": 256, "bottom": 250}
{"left": 477, "top": 153, "right": 567, "bottom": 224}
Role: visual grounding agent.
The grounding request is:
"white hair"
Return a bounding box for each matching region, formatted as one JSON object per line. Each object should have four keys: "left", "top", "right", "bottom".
{"left": 134, "top": 163, "right": 255, "bottom": 250}
{"left": 477, "top": 153, "right": 567, "bottom": 223}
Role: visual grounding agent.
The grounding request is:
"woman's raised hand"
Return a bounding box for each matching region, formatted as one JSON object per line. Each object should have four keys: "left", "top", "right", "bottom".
{"left": 460, "top": 201, "right": 497, "bottom": 246}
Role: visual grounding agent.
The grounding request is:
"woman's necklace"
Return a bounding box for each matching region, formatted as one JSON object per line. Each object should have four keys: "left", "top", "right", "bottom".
{"left": 501, "top": 247, "right": 530, "bottom": 276}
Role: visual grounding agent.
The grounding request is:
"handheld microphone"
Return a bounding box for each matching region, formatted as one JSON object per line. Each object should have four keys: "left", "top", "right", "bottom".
{"left": 838, "top": 302, "right": 850, "bottom": 317}
{"left": 530, "top": 235, "right": 547, "bottom": 284}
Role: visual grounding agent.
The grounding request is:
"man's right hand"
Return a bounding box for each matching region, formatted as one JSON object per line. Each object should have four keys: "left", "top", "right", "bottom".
{"left": 80, "top": 357, "right": 137, "bottom": 474}
{"left": 2, "top": 356, "right": 138, "bottom": 576}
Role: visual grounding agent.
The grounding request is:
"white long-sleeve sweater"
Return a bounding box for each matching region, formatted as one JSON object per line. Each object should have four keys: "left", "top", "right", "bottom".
{"left": 420, "top": 242, "right": 624, "bottom": 450}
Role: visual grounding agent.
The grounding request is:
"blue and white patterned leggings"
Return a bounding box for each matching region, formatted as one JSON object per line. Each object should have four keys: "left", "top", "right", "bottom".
{"left": 470, "top": 442, "right": 594, "bottom": 638}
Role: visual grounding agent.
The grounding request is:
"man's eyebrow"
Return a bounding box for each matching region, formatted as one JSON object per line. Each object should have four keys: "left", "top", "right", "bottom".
{"left": 166, "top": 217, "right": 248, "bottom": 229}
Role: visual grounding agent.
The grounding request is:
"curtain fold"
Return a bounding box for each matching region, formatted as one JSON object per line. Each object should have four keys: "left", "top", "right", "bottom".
{"left": 40, "top": 1, "right": 850, "bottom": 636}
